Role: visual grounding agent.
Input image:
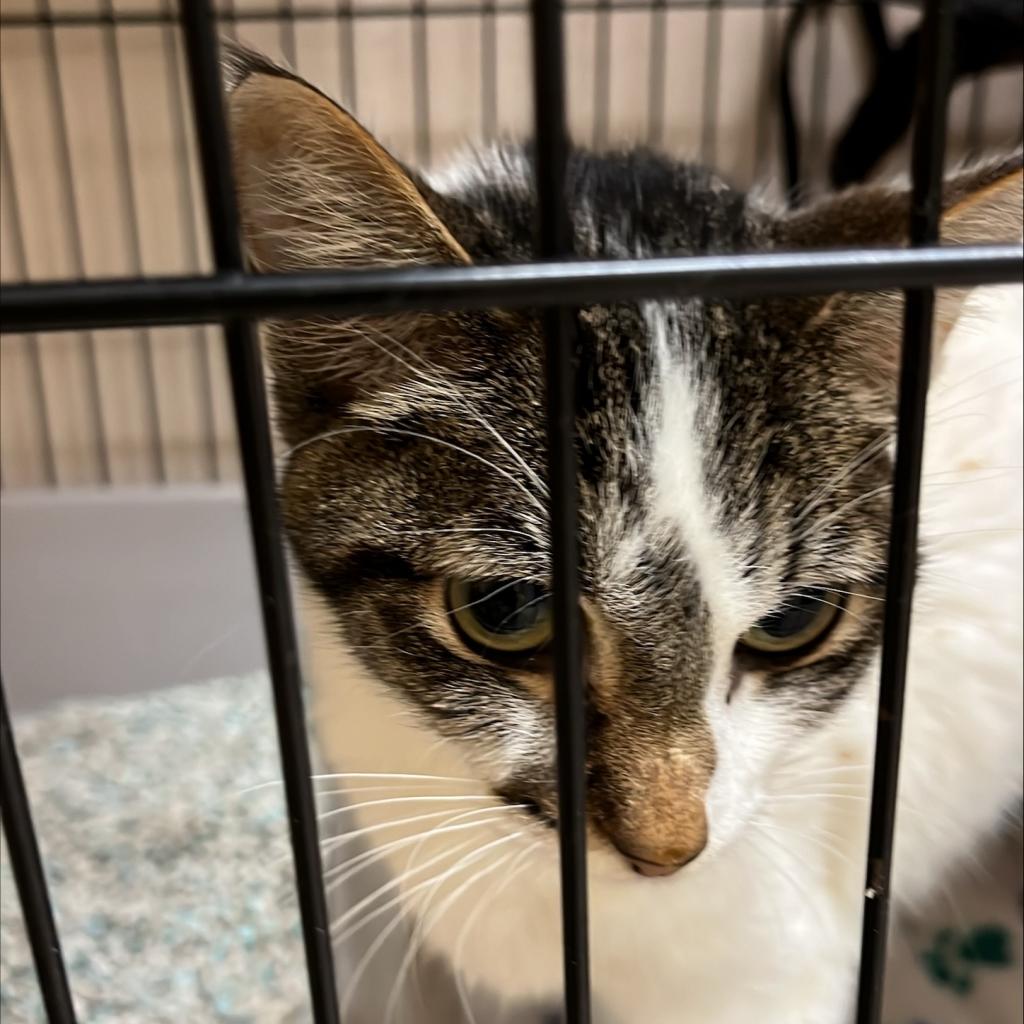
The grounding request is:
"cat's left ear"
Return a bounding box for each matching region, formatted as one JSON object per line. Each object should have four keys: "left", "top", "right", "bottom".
{"left": 779, "top": 154, "right": 1023, "bottom": 377}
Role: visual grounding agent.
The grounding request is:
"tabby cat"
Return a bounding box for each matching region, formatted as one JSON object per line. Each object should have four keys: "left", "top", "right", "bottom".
{"left": 224, "top": 43, "right": 1023, "bottom": 1024}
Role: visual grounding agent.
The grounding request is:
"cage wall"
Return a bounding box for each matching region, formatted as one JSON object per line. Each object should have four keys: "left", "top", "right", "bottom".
{"left": 2, "top": 0, "right": 1022, "bottom": 490}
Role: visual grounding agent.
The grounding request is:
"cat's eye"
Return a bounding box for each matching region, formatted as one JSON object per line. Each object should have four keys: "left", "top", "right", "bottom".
{"left": 447, "top": 578, "right": 553, "bottom": 657}
{"left": 738, "top": 588, "right": 845, "bottom": 657}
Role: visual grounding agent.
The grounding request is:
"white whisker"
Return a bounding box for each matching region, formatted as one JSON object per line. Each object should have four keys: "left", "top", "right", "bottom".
{"left": 317, "top": 793, "right": 501, "bottom": 826}
{"left": 929, "top": 375, "right": 1024, "bottom": 419}
{"left": 320, "top": 808, "right": 500, "bottom": 852}
{"left": 453, "top": 840, "right": 546, "bottom": 1024}
{"left": 327, "top": 319, "right": 549, "bottom": 502}
{"left": 338, "top": 830, "right": 524, "bottom": 1020}
{"left": 766, "top": 792, "right": 868, "bottom": 804}
{"left": 753, "top": 817, "right": 859, "bottom": 872}
{"left": 322, "top": 808, "right": 514, "bottom": 889}
{"left": 283, "top": 425, "right": 549, "bottom": 519}
{"left": 792, "top": 432, "right": 889, "bottom": 528}
{"left": 382, "top": 832, "right": 526, "bottom": 1024}
{"left": 241, "top": 771, "right": 485, "bottom": 795}
{"left": 932, "top": 352, "right": 1023, "bottom": 402}
{"left": 748, "top": 824, "right": 828, "bottom": 933}
{"left": 328, "top": 835, "right": 478, "bottom": 935}
{"left": 328, "top": 810, "right": 529, "bottom": 940}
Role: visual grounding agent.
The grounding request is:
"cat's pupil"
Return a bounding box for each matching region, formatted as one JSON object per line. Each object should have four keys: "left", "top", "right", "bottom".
{"left": 757, "top": 589, "right": 828, "bottom": 638}
{"left": 468, "top": 580, "right": 550, "bottom": 636}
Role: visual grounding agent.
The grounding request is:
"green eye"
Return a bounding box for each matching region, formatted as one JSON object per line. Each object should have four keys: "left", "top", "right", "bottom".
{"left": 447, "top": 578, "right": 553, "bottom": 656}
{"left": 738, "top": 588, "right": 845, "bottom": 656}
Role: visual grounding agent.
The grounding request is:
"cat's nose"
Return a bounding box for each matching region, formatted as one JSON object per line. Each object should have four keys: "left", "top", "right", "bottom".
{"left": 614, "top": 838, "right": 706, "bottom": 878}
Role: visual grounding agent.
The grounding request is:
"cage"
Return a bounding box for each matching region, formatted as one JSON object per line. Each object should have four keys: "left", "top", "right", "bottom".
{"left": 1, "top": 1, "right": 1022, "bottom": 1022}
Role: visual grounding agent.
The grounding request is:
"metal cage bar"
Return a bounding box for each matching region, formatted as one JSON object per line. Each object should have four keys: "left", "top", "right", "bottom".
{"left": 855, "top": 0, "right": 955, "bottom": 1019}
{"left": 162, "top": 0, "right": 223, "bottom": 481}
{"left": 37, "top": 0, "right": 113, "bottom": 484}
{"left": 531, "top": 2, "right": 592, "bottom": 1021}
{"left": 646, "top": 0, "right": 669, "bottom": 147}
{"left": 701, "top": 0, "right": 723, "bottom": 163}
{"left": 0, "top": 100, "right": 58, "bottom": 487}
{"left": 0, "top": 674, "right": 78, "bottom": 1024}
{"left": 99, "top": 0, "right": 169, "bottom": 484}
{"left": 176, "top": 3, "right": 340, "bottom": 1021}
{"left": 3, "top": 244, "right": 1021, "bottom": 334}
{"left": 481, "top": 0, "right": 498, "bottom": 137}
{"left": 337, "top": 0, "right": 358, "bottom": 111}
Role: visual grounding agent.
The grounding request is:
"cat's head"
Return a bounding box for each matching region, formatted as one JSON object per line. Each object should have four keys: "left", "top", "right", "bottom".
{"left": 226, "top": 46, "right": 1022, "bottom": 876}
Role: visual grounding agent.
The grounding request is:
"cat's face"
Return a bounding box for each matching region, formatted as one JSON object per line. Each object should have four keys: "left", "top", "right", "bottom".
{"left": 226, "top": 46, "right": 1022, "bottom": 876}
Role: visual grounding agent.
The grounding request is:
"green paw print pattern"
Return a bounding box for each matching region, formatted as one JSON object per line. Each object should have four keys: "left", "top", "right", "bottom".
{"left": 919, "top": 924, "right": 1013, "bottom": 996}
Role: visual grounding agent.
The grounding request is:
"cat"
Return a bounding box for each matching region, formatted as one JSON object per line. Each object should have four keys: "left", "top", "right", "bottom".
{"left": 223, "top": 42, "right": 1023, "bottom": 1024}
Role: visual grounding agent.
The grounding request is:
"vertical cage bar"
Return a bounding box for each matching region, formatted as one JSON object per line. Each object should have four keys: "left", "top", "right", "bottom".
{"left": 37, "top": 0, "right": 112, "bottom": 483}
{"left": 163, "top": 0, "right": 221, "bottom": 480}
{"left": 700, "top": 0, "right": 723, "bottom": 165}
{"left": 100, "top": 0, "right": 168, "bottom": 483}
{"left": 0, "top": 674, "right": 78, "bottom": 1024}
{"left": 806, "top": 1, "right": 831, "bottom": 193}
{"left": 854, "top": 0, "right": 954, "bottom": 1020}
{"left": 223, "top": 0, "right": 239, "bottom": 40}
{"left": 411, "top": 0, "right": 431, "bottom": 167}
{"left": 646, "top": 0, "right": 667, "bottom": 147}
{"left": 1, "top": 99, "right": 58, "bottom": 487}
{"left": 530, "top": 3, "right": 591, "bottom": 1023}
{"left": 279, "top": 0, "right": 298, "bottom": 69}
{"left": 752, "top": 0, "right": 778, "bottom": 181}
{"left": 592, "top": 0, "right": 611, "bottom": 148}
{"left": 177, "top": 3, "right": 341, "bottom": 1021}
{"left": 337, "top": 0, "right": 357, "bottom": 111}
{"left": 779, "top": 0, "right": 809, "bottom": 204}
{"left": 481, "top": 0, "right": 498, "bottom": 139}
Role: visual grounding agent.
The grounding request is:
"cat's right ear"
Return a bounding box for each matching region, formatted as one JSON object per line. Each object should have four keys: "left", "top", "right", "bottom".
{"left": 778, "top": 154, "right": 1023, "bottom": 384}
{"left": 226, "top": 55, "right": 469, "bottom": 272}
{"left": 223, "top": 45, "right": 477, "bottom": 439}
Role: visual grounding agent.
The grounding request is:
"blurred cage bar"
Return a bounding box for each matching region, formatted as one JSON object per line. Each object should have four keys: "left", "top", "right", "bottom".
{"left": 1, "top": 0, "right": 1022, "bottom": 490}
{"left": 1, "top": 2, "right": 1023, "bottom": 1024}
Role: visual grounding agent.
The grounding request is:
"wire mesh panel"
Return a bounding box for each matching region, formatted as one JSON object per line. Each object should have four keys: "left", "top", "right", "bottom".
{"left": 1, "top": 1, "right": 1023, "bottom": 1023}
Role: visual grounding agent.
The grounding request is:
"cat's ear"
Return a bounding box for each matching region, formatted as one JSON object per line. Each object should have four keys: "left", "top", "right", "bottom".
{"left": 226, "top": 58, "right": 470, "bottom": 271}
{"left": 222, "top": 45, "right": 480, "bottom": 442}
{"left": 779, "top": 154, "right": 1022, "bottom": 378}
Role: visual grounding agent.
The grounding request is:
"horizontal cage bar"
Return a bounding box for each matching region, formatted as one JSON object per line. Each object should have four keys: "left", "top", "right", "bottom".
{"left": 1, "top": 245, "right": 1020, "bottom": 335}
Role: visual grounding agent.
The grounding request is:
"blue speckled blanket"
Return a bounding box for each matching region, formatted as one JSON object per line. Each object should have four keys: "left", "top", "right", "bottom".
{"left": 1, "top": 675, "right": 1020, "bottom": 1023}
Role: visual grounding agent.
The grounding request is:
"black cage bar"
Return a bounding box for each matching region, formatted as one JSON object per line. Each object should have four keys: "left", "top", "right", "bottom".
{"left": 0, "top": 678, "right": 77, "bottom": 1024}
{"left": 1, "top": 1, "right": 1021, "bottom": 1023}
{"left": 178, "top": 3, "right": 341, "bottom": 1020}
{"left": 854, "top": 0, "right": 953, "bottom": 1017}
{"left": 531, "top": 2, "right": 592, "bottom": 1019}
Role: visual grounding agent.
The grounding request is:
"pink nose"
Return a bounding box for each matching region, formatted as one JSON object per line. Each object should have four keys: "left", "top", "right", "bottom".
{"left": 615, "top": 841, "right": 705, "bottom": 878}
{"left": 628, "top": 855, "right": 686, "bottom": 878}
